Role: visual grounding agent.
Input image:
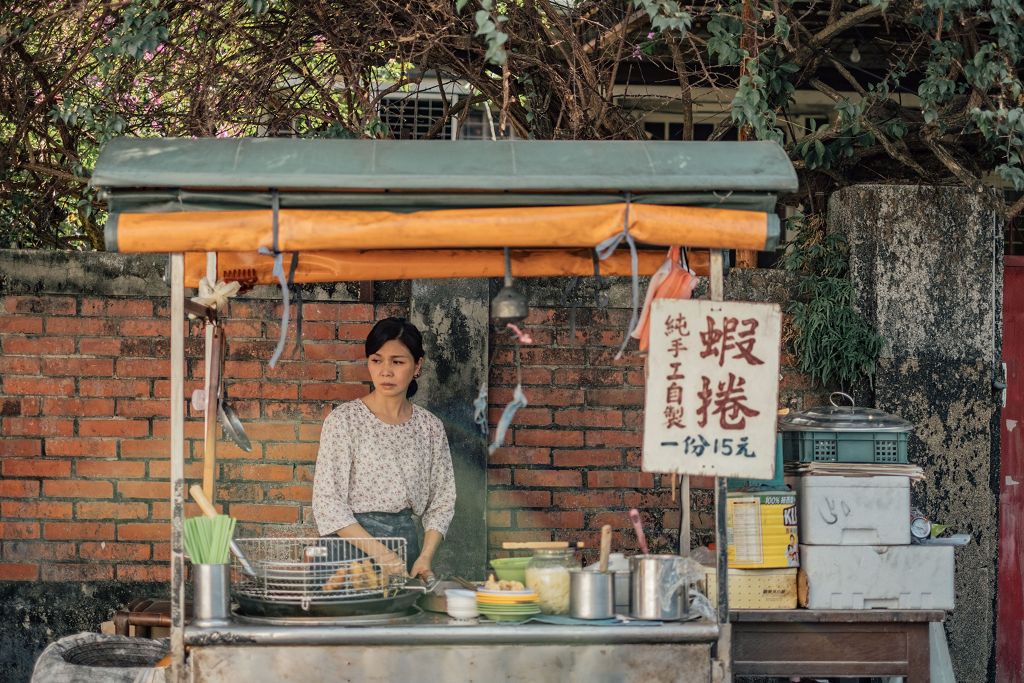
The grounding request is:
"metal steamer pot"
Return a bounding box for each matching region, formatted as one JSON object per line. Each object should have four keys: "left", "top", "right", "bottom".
{"left": 629, "top": 555, "right": 695, "bottom": 621}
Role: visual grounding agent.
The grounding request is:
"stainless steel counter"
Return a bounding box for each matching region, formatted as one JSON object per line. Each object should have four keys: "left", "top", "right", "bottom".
{"left": 185, "top": 613, "right": 718, "bottom": 682}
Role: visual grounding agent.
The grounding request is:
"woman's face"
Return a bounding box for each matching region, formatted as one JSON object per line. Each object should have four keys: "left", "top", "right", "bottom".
{"left": 367, "top": 339, "right": 422, "bottom": 398}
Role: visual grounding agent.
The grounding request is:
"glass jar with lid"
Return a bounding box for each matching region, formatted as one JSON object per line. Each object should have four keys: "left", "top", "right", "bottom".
{"left": 525, "top": 549, "right": 575, "bottom": 614}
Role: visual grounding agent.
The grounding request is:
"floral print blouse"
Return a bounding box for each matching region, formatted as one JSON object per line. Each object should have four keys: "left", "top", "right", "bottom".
{"left": 312, "top": 399, "right": 457, "bottom": 537}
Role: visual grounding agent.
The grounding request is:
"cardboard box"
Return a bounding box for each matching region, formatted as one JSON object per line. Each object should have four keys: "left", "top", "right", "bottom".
{"left": 796, "top": 475, "right": 911, "bottom": 545}
{"left": 703, "top": 567, "right": 798, "bottom": 609}
{"left": 727, "top": 490, "right": 799, "bottom": 569}
{"left": 799, "top": 544, "right": 954, "bottom": 610}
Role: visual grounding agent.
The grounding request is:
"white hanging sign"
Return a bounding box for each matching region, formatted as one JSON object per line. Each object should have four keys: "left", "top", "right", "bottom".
{"left": 642, "top": 298, "right": 782, "bottom": 478}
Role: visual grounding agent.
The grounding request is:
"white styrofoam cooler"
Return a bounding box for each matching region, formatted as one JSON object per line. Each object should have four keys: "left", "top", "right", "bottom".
{"left": 795, "top": 475, "right": 910, "bottom": 545}
{"left": 799, "top": 544, "right": 954, "bottom": 610}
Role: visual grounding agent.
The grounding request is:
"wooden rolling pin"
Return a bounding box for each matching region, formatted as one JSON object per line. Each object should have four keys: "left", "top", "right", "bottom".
{"left": 501, "top": 541, "right": 585, "bottom": 550}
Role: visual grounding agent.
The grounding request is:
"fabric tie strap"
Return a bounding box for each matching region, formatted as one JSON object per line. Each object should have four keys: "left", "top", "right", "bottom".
{"left": 595, "top": 194, "right": 641, "bottom": 360}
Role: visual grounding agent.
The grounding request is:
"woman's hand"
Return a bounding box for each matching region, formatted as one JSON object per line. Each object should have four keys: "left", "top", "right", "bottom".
{"left": 375, "top": 551, "right": 407, "bottom": 582}
{"left": 410, "top": 554, "right": 433, "bottom": 580}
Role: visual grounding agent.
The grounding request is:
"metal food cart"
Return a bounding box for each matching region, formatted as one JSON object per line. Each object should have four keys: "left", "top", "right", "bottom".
{"left": 91, "top": 138, "right": 798, "bottom": 682}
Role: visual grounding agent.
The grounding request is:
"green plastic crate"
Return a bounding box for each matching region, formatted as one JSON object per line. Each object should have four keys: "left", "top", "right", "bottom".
{"left": 781, "top": 430, "right": 909, "bottom": 464}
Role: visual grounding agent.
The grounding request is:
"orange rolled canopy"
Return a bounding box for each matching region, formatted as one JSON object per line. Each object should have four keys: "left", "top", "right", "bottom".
{"left": 183, "top": 248, "right": 713, "bottom": 287}
{"left": 92, "top": 138, "right": 798, "bottom": 283}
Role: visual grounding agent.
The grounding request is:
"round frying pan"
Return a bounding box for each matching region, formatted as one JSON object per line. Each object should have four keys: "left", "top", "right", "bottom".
{"left": 234, "top": 588, "right": 423, "bottom": 618}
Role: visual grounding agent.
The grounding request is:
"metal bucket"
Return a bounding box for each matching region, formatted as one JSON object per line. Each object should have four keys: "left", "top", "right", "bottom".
{"left": 628, "top": 554, "right": 693, "bottom": 621}
{"left": 192, "top": 563, "right": 231, "bottom": 627}
{"left": 569, "top": 569, "right": 614, "bottom": 620}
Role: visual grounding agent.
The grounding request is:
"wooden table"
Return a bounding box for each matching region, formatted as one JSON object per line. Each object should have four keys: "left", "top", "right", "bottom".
{"left": 731, "top": 609, "right": 945, "bottom": 681}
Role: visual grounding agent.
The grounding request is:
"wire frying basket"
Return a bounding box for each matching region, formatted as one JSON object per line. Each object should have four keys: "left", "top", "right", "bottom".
{"left": 232, "top": 537, "right": 407, "bottom": 608}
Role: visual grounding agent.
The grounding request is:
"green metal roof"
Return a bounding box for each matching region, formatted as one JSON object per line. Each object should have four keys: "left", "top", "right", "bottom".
{"left": 92, "top": 137, "right": 796, "bottom": 204}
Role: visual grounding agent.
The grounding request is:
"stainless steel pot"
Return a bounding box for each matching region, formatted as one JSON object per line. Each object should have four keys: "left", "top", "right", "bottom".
{"left": 629, "top": 554, "right": 692, "bottom": 621}
{"left": 569, "top": 569, "right": 614, "bottom": 620}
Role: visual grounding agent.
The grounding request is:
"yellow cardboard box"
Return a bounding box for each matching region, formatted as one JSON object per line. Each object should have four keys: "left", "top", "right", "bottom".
{"left": 703, "top": 567, "right": 798, "bottom": 609}
{"left": 726, "top": 490, "right": 799, "bottom": 569}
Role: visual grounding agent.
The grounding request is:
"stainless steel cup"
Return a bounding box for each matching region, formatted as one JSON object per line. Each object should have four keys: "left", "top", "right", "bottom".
{"left": 569, "top": 569, "right": 614, "bottom": 620}
{"left": 629, "top": 554, "right": 690, "bottom": 621}
{"left": 192, "top": 563, "right": 231, "bottom": 627}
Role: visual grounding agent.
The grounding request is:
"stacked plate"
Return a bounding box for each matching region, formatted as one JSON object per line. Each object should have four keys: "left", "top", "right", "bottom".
{"left": 476, "top": 588, "right": 541, "bottom": 622}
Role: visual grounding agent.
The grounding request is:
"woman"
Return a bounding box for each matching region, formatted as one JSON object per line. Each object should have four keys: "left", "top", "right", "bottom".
{"left": 312, "top": 317, "right": 456, "bottom": 581}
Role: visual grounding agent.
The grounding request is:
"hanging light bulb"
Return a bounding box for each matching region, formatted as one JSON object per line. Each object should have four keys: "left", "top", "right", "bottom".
{"left": 849, "top": 46, "right": 862, "bottom": 63}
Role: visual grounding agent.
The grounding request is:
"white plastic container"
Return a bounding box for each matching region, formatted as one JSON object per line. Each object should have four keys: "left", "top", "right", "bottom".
{"left": 799, "top": 544, "right": 954, "bottom": 610}
{"left": 796, "top": 475, "right": 910, "bottom": 545}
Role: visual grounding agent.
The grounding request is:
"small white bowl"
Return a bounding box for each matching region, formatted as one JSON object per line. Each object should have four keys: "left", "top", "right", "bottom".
{"left": 446, "top": 605, "right": 480, "bottom": 619}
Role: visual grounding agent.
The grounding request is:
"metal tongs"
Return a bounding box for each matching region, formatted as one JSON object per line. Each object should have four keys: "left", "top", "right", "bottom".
{"left": 387, "top": 572, "right": 442, "bottom": 598}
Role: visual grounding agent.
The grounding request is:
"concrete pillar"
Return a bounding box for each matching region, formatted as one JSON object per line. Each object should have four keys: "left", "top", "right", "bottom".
{"left": 410, "top": 279, "right": 490, "bottom": 579}
{"left": 830, "top": 185, "right": 1003, "bottom": 682}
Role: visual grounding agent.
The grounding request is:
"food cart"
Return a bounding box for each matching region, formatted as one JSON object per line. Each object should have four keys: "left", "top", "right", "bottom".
{"left": 91, "top": 138, "right": 798, "bottom": 682}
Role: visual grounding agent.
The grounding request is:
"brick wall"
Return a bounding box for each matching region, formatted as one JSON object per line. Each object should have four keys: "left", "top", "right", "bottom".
{"left": 0, "top": 252, "right": 821, "bottom": 581}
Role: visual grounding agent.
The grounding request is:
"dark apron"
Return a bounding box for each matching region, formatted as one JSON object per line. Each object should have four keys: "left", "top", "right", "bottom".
{"left": 353, "top": 509, "right": 422, "bottom": 574}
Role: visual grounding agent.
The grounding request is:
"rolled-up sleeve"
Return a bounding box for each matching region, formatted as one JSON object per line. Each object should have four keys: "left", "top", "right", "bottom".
{"left": 420, "top": 420, "right": 456, "bottom": 537}
{"left": 312, "top": 412, "right": 357, "bottom": 536}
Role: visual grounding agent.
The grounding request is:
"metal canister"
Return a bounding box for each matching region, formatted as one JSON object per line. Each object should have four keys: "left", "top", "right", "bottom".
{"left": 192, "top": 563, "right": 231, "bottom": 627}
{"left": 629, "top": 554, "right": 690, "bottom": 621}
{"left": 569, "top": 569, "right": 614, "bottom": 619}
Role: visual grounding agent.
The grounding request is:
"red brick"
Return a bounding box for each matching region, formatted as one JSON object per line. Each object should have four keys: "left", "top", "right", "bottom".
{"left": 588, "top": 512, "right": 633, "bottom": 529}
{"left": 119, "top": 439, "right": 172, "bottom": 458}
{"left": 229, "top": 504, "right": 299, "bottom": 523}
{"left": 2, "top": 377, "right": 75, "bottom": 396}
{"left": 515, "top": 511, "right": 584, "bottom": 529}
{"left": 337, "top": 323, "right": 374, "bottom": 341}
{"left": 2, "top": 459, "right": 71, "bottom": 478}
{"left": 225, "top": 381, "right": 299, "bottom": 400}
{"left": 76, "top": 460, "right": 146, "bottom": 479}
{"left": 146, "top": 461, "right": 204, "bottom": 480}
{"left": 0, "top": 522, "right": 39, "bottom": 539}
{"left": 80, "top": 542, "right": 151, "bottom": 561}
{"left": 0, "top": 480, "right": 38, "bottom": 497}
{"left": 302, "top": 343, "right": 366, "bottom": 362}
{"left": 296, "top": 322, "right": 335, "bottom": 340}
{"left": 79, "top": 339, "right": 123, "bottom": 357}
{"left": 222, "top": 463, "right": 293, "bottom": 482}
{"left": 4, "top": 413, "right": 73, "bottom": 436}
{"left": 488, "top": 510, "right": 512, "bottom": 527}
{"left": 489, "top": 447, "right": 551, "bottom": 466}
{"left": 0, "top": 316, "right": 43, "bottom": 333}
{"left": 487, "top": 407, "right": 551, "bottom": 426}
{"left": 490, "top": 530, "right": 552, "bottom": 545}
{"left": 586, "top": 388, "right": 645, "bottom": 407}
{"left": 41, "top": 358, "right": 114, "bottom": 377}
{"left": 80, "top": 378, "right": 150, "bottom": 397}
{"left": 588, "top": 471, "right": 655, "bottom": 488}
{"left": 43, "top": 480, "right": 113, "bottom": 498}
{"left": 152, "top": 542, "right": 170, "bottom": 561}
{"left": 301, "top": 383, "right": 366, "bottom": 402}
{"left": 42, "top": 564, "right": 114, "bottom": 581}
{"left": 263, "top": 442, "right": 319, "bottom": 462}
{"left": 553, "top": 491, "right": 623, "bottom": 508}
{"left": 115, "top": 399, "right": 171, "bottom": 418}
{"left": 0, "top": 439, "right": 42, "bottom": 457}
{"left": 267, "top": 362, "right": 338, "bottom": 381}
{"left": 224, "top": 321, "right": 264, "bottom": 338}
{"left": 1, "top": 501, "right": 73, "bottom": 519}
{"left": 267, "top": 485, "right": 312, "bottom": 503}
{"left": 514, "top": 470, "right": 581, "bottom": 488}
{"left": 115, "top": 358, "right": 169, "bottom": 377}
{"left": 623, "top": 492, "right": 679, "bottom": 508}
{"left": 80, "top": 298, "right": 154, "bottom": 317}
{"left": 0, "top": 563, "right": 39, "bottom": 580}
{"left": 265, "top": 402, "right": 330, "bottom": 421}
{"left": 338, "top": 365, "right": 371, "bottom": 382}
{"left": 0, "top": 356, "right": 41, "bottom": 374}
{"left": 554, "top": 409, "right": 623, "bottom": 428}
{"left": 117, "top": 565, "right": 169, "bottom": 582}
{"left": 492, "top": 387, "right": 583, "bottom": 407}
{"left": 150, "top": 502, "right": 204, "bottom": 520}
{"left": 490, "top": 367, "right": 553, "bottom": 386}
{"left": 118, "top": 320, "right": 165, "bottom": 336}
{"left": 117, "top": 528, "right": 168, "bottom": 540}
{"left": 117, "top": 481, "right": 169, "bottom": 499}
{"left": 44, "top": 522, "right": 116, "bottom": 541}
{"left": 514, "top": 429, "right": 584, "bottom": 447}
{"left": 46, "top": 317, "right": 117, "bottom": 335}
{"left": 303, "top": 303, "right": 373, "bottom": 322}
{"left": 488, "top": 490, "right": 552, "bottom": 508}
{"left": 488, "top": 468, "right": 512, "bottom": 486}
{"left": 222, "top": 360, "right": 263, "bottom": 379}
{"left": 5, "top": 296, "right": 75, "bottom": 315}
{"left": 552, "top": 449, "right": 623, "bottom": 467}
{"left": 218, "top": 483, "right": 264, "bottom": 502}
{"left": 76, "top": 502, "right": 148, "bottom": 520}
{"left": 2, "top": 337, "right": 74, "bottom": 355}
{"left": 520, "top": 348, "right": 586, "bottom": 366}
{"left": 585, "top": 430, "right": 642, "bottom": 447}
{"left": 298, "top": 424, "right": 322, "bottom": 441}
{"left": 43, "top": 399, "right": 117, "bottom": 418}
{"left": 79, "top": 419, "right": 150, "bottom": 438}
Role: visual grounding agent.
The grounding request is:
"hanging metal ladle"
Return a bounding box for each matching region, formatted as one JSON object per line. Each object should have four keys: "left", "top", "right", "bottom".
{"left": 490, "top": 247, "right": 529, "bottom": 323}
